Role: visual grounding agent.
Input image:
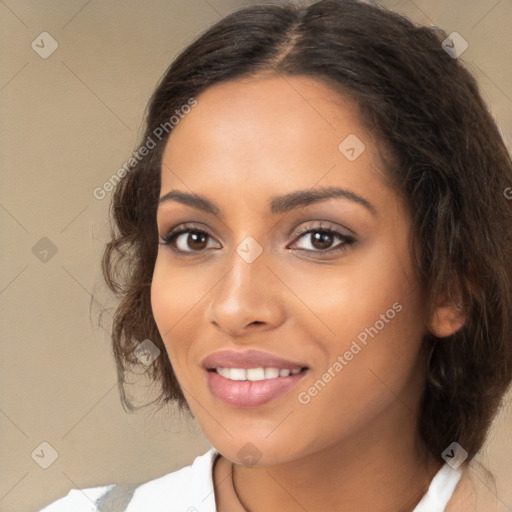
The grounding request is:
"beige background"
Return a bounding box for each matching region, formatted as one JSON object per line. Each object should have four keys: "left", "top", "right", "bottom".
{"left": 1, "top": 1, "right": 511, "bottom": 511}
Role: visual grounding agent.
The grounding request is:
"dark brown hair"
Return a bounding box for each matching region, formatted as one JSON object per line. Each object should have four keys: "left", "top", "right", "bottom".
{"left": 99, "top": 0, "right": 512, "bottom": 461}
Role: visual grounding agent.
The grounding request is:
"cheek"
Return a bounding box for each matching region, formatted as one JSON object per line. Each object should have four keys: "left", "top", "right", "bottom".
{"left": 287, "top": 242, "right": 421, "bottom": 348}
{"left": 292, "top": 301, "right": 425, "bottom": 451}
{"left": 150, "top": 260, "right": 173, "bottom": 335}
{"left": 291, "top": 239, "right": 425, "bottom": 408}
{"left": 150, "top": 257, "right": 195, "bottom": 366}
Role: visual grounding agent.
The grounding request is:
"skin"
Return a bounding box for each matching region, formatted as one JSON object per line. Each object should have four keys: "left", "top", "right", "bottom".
{"left": 151, "top": 73, "right": 465, "bottom": 511}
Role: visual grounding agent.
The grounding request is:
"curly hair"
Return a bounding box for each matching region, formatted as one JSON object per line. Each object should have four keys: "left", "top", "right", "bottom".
{"left": 99, "top": 0, "right": 512, "bottom": 461}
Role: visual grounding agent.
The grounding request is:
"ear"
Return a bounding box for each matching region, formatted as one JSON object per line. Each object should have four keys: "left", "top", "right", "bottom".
{"left": 428, "top": 291, "right": 466, "bottom": 338}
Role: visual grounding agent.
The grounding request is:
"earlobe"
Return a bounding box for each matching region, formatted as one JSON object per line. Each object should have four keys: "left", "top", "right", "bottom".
{"left": 428, "top": 294, "right": 466, "bottom": 338}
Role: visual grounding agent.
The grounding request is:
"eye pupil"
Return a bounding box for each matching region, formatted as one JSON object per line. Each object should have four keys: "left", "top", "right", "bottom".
{"left": 311, "top": 231, "right": 333, "bottom": 250}
{"left": 188, "top": 232, "right": 208, "bottom": 250}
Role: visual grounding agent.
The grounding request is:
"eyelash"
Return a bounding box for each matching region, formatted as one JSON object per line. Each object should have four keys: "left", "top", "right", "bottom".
{"left": 159, "top": 222, "right": 356, "bottom": 256}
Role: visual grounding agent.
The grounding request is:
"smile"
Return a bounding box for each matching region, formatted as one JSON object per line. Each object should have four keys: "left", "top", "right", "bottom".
{"left": 205, "top": 366, "right": 309, "bottom": 408}
{"left": 213, "top": 367, "right": 303, "bottom": 381}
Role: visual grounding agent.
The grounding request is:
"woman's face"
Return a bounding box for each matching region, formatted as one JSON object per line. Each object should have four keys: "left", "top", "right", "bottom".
{"left": 151, "top": 74, "right": 429, "bottom": 465}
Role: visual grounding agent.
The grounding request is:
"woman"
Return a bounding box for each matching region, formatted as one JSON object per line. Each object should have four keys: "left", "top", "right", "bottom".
{"left": 40, "top": 0, "right": 512, "bottom": 510}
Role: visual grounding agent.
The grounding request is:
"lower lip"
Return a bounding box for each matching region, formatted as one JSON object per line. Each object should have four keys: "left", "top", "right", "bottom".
{"left": 205, "top": 369, "right": 308, "bottom": 408}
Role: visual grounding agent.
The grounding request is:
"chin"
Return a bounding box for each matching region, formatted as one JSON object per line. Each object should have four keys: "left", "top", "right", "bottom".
{"left": 205, "top": 430, "right": 310, "bottom": 467}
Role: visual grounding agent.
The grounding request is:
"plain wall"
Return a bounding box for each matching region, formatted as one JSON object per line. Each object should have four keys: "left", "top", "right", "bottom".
{"left": 1, "top": 1, "right": 511, "bottom": 511}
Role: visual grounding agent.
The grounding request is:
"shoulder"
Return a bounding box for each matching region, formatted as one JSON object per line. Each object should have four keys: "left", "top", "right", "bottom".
{"left": 126, "top": 448, "right": 219, "bottom": 511}
{"left": 39, "top": 484, "right": 115, "bottom": 511}
{"left": 38, "top": 448, "right": 219, "bottom": 512}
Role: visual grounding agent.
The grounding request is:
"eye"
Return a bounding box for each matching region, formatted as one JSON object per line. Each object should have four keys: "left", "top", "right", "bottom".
{"left": 159, "top": 223, "right": 220, "bottom": 254}
{"left": 159, "top": 222, "right": 356, "bottom": 256}
{"left": 290, "top": 223, "right": 355, "bottom": 254}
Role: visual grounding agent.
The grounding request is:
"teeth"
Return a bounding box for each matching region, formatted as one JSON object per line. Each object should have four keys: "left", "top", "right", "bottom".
{"left": 215, "top": 367, "right": 303, "bottom": 381}
{"left": 247, "top": 368, "right": 265, "bottom": 381}
{"left": 230, "top": 368, "right": 247, "bottom": 381}
{"left": 217, "top": 368, "right": 231, "bottom": 379}
{"left": 264, "top": 368, "right": 280, "bottom": 379}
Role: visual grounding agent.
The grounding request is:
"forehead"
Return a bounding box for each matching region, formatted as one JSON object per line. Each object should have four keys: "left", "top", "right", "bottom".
{"left": 160, "top": 74, "right": 395, "bottom": 217}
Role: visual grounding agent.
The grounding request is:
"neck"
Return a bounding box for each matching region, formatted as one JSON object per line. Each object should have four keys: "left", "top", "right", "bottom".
{"left": 230, "top": 401, "right": 442, "bottom": 512}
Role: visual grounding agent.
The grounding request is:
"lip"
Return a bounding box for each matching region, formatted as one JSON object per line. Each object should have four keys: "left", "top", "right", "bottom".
{"left": 201, "top": 349, "right": 308, "bottom": 370}
{"left": 202, "top": 349, "right": 309, "bottom": 408}
{"left": 205, "top": 368, "right": 309, "bottom": 408}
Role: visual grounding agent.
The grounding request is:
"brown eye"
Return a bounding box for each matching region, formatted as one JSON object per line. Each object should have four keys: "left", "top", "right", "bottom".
{"left": 310, "top": 231, "right": 335, "bottom": 251}
{"left": 160, "top": 225, "right": 220, "bottom": 253}
{"left": 179, "top": 231, "right": 209, "bottom": 251}
{"left": 291, "top": 227, "right": 355, "bottom": 254}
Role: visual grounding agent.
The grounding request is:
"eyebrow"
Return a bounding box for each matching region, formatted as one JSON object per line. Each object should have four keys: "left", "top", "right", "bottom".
{"left": 158, "top": 186, "right": 378, "bottom": 217}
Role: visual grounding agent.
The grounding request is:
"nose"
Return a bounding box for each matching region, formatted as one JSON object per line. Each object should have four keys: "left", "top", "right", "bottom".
{"left": 207, "top": 247, "right": 286, "bottom": 339}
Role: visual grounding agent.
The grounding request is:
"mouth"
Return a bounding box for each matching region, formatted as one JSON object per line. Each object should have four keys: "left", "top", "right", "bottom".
{"left": 201, "top": 349, "right": 310, "bottom": 408}
{"left": 204, "top": 365, "right": 309, "bottom": 408}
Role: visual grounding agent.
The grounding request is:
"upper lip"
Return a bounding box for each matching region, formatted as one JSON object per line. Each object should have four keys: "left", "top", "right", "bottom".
{"left": 202, "top": 349, "right": 308, "bottom": 370}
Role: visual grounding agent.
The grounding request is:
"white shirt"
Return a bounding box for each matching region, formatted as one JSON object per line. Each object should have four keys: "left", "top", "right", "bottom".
{"left": 39, "top": 447, "right": 463, "bottom": 512}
